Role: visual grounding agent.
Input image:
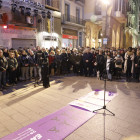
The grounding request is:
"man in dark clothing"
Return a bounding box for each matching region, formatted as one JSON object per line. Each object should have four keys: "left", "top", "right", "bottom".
{"left": 93, "top": 50, "right": 99, "bottom": 76}
{"left": 71, "top": 49, "right": 78, "bottom": 74}
{"left": 83, "top": 48, "right": 93, "bottom": 77}
{"left": 35, "top": 46, "right": 43, "bottom": 81}
{"left": 75, "top": 51, "right": 83, "bottom": 76}
{"left": 29, "top": 51, "right": 37, "bottom": 79}
{"left": 96, "top": 50, "right": 105, "bottom": 79}
{"left": 7, "top": 52, "right": 18, "bottom": 86}
{"left": 0, "top": 50, "right": 8, "bottom": 90}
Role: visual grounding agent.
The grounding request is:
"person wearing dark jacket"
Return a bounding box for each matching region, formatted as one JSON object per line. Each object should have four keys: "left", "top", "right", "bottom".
{"left": 55, "top": 50, "right": 62, "bottom": 75}
{"left": 0, "top": 50, "right": 8, "bottom": 90}
{"left": 93, "top": 50, "right": 99, "bottom": 76}
{"left": 67, "top": 50, "right": 72, "bottom": 73}
{"left": 29, "top": 51, "right": 37, "bottom": 79}
{"left": 35, "top": 46, "right": 43, "bottom": 81}
{"left": 20, "top": 50, "right": 29, "bottom": 81}
{"left": 72, "top": 48, "right": 78, "bottom": 74}
{"left": 61, "top": 49, "right": 68, "bottom": 74}
{"left": 96, "top": 50, "right": 104, "bottom": 79}
{"left": 3, "top": 48, "right": 9, "bottom": 58}
{"left": 75, "top": 51, "right": 83, "bottom": 76}
{"left": 7, "top": 52, "right": 18, "bottom": 86}
{"left": 134, "top": 51, "right": 140, "bottom": 83}
{"left": 83, "top": 48, "right": 93, "bottom": 77}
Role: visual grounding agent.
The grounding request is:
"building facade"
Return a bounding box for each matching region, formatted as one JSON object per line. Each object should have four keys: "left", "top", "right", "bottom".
{"left": 35, "top": 0, "right": 62, "bottom": 49}
{"left": 60, "top": 0, "right": 85, "bottom": 49}
{"left": 125, "top": 0, "right": 139, "bottom": 48}
{"left": 0, "top": 1, "right": 38, "bottom": 49}
{"left": 84, "top": 0, "right": 139, "bottom": 49}
{"left": 0, "top": 0, "right": 61, "bottom": 49}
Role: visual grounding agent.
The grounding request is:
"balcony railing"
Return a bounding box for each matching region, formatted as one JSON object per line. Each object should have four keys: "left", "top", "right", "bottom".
{"left": 62, "top": 14, "right": 85, "bottom": 26}
{"left": 45, "top": 0, "right": 59, "bottom": 9}
{"left": 75, "top": 0, "right": 85, "bottom": 4}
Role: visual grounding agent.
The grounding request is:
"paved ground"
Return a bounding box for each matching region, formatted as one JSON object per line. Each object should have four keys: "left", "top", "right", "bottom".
{"left": 0, "top": 74, "right": 140, "bottom": 140}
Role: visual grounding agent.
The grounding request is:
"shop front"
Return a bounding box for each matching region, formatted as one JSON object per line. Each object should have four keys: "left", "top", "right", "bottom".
{"left": 0, "top": 25, "right": 37, "bottom": 49}
{"left": 62, "top": 28, "right": 78, "bottom": 49}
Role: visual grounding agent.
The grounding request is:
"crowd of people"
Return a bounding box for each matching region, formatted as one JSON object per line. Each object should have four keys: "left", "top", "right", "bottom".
{"left": 0, "top": 45, "right": 140, "bottom": 91}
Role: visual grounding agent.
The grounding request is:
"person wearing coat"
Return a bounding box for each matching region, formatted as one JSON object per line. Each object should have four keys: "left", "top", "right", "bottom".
{"left": 67, "top": 50, "right": 72, "bottom": 73}
{"left": 7, "top": 52, "right": 18, "bottom": 86}
{"left": 93, "top": 50, "right": 99, "bottom": 76}
{"left": 48, "top": 51, "right": 56, "bottom": 75}
{"left": 106, "top": 55, "right": 113, "bottom": 81}
{"left": 55, "top": 50, "right": 62, "bottom": 75}
{"left": 124, "top": 47, "right": 134, "bottom": 82}
{"left": 0, "top": 50, "right": 8, "bottom": 90}
{"left": 96, "top": 50, "right": 105, "bottom": 79}
{"left": 83, "top": 48, "right": 93, "bottom": 77}
{"left": 114, "top": 53, "right": 124, "bottom": 79}
{"left": 20, "top": 50, "right": 29, "bottom": 81}
{"left": 75, "top": 51, "right": 83, "bottom": 76}
{"left": 134, "top": 51, "right": 140, "bottom": 83}
{"left": 29, "top": 51, "right": 37, "bottom": 79}
{"left": 61, "top": 49, "right": 68, "bottom": 74}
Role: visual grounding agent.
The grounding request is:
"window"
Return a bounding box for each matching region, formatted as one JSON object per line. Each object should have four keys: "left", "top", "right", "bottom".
{"left": 45, "top": 0, "right": 51, "bottom": 6}
{"left": 95, "top": 2, "right": 101, "bottom": 15}
{"left": 76, "top": 9, "right": 80, "bottom": 24}
{"left": 115, "top": 0, "right": 118, "bottom": 11}
{"left": 65, "top": 4, "right": 70, "bottom": 21}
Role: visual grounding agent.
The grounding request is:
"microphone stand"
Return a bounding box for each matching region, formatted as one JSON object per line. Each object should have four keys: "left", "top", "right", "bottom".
{"left": 93, "top": 64, "right": 115, "bottom": 116}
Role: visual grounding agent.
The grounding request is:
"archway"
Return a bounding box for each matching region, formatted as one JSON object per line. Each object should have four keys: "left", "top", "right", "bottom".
{"left": 112, "top": 25, "right": 116, "bottom": 48}
{"left": 125, "top": 30, "right": 132, "bottom": 48}
{"left": 112, "top": 30, "right": 115, "bottom": 47}
{"left": 116, "top": 27, "right": 120, "bottom": 49}
{"left": 86, "top": 25, "right": 91, "bottom": 47}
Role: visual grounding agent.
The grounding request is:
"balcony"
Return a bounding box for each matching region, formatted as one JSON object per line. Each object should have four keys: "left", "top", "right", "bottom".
{"left": 75, "top": 0, "right": 85, "bottom": 7}
{"left": 126, "top": 22, "right": 134, "bottom": 28}
{"left": 62, "top": 14, "right": 85, "bottom": 26}
{"left": 114, "top": 11, "right": 127, "bottom": 23}
{"left": 45, "top": 0, "right": 59, "bottom": 10}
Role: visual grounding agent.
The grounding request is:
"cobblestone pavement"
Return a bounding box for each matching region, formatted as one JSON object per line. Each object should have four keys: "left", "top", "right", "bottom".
{"left": 0, "top": 74, "right": 140, "bottom": 140}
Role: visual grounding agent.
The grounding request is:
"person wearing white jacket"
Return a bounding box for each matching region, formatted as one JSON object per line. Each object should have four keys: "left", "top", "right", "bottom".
{"left": 106, "top": 55, "right": 112, "bottom": 81}
{"left": 124, "top": 47, "right": 134, "bottom": 82}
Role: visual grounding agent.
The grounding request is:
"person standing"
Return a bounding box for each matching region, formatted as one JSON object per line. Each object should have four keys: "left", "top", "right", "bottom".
{"left": 106, "top": 55, "right": 112, "bottom": 81}
{"left": 0, "top": 50, "right": 8, "bottom": 90}
{"left": 61, "top": 49, "right": 68, "bottom": 74}
{"left": 48, "top": 51, "right": 56, "bottom": 75}
{"left": 35, "top": 46, "right": 43, "bottom": 81}
{"left": 55, "top": 50, "right": 62, "bottom": 75}
{"left": 93, "top": 50, "right": 99, "bottom": 76}
{"left": 83, "top": 48, "right": 93, "bottom": 77}
{"left": 96, "top": 50, "right": 105, "bottom": 79}
{"left": 124, "top": 47, "right": 134, "bottom": 82}
{"left": 114, "top": 53, "right": 124, "bottom": 79}
{"left": 20, "top": 50, "right": 29, "bottom": 81}
{"left": 75, "top": 51, "right": 82, "bottom": 76}
{"left": 134, "top": 51, "right": 140, "bottom": 83}
{"left": 7, "top": 52, "right": 18, "bottom": 86}
{"left": 29, "top": 51, "right": 37, "bottom": 79}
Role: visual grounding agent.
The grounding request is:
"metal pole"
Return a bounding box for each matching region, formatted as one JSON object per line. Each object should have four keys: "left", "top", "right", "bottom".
{"left": 104, "top": 4, "right": 108, "bottom": 50}
{"left": 104, "top": 4, "right": 108, "bottom": 107}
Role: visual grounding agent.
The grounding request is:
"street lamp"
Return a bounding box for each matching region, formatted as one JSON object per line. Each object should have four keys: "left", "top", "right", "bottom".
{"left": 103, "top": 0, "right": 109, "bottom": 5}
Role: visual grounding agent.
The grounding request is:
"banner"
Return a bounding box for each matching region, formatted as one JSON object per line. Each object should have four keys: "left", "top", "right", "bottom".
{"left": 1, "top": 106, "right": 95, "bottom": 140}
{"left": 69, "top": 90, "right": 118, "bottom": 112}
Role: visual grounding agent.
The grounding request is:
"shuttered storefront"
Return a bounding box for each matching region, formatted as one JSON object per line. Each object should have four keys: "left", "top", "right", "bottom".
{"left": 12, "top": 39, "right": 36, "bottom": 49}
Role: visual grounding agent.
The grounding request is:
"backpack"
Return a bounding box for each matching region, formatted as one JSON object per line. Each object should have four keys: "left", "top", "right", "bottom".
{"left": 116, "top": 59, "right": 122, "bottom": 65}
